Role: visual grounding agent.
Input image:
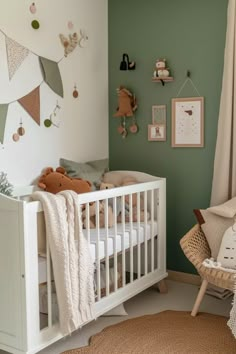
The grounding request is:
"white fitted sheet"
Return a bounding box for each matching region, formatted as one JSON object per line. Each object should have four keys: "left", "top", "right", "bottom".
{"left": 38, "top": 221, "right": 158, "bottom": 284}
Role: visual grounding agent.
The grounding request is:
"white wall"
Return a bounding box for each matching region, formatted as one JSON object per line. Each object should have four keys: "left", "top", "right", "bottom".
{"left": 0, "top": 0, "right": 108, "bottom": 185}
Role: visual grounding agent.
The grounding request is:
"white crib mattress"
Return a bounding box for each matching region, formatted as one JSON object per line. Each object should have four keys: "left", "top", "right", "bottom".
{"left": 38, "top": 221, "right": 158, "bottom": 284}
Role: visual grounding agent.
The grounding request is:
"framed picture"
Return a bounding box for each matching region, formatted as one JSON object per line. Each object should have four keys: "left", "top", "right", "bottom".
{"left": 152, "top": 105, "right": 166, "bottom": 125}
{"left": 171, "top": 97, "right": 204, "bottom": 147}
{"left": 148, "top": 124, "right": 166, "bottom": 141}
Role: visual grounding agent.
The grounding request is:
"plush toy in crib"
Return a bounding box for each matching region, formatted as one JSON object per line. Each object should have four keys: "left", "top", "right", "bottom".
{"left": 82, "top": 201, "right": 113, "bottom": 229}
{"left": 38, "top": 167, "right": 92, "bottom": 194}
{"left": 100, "top": 177, "right": 150, "bottom": 222}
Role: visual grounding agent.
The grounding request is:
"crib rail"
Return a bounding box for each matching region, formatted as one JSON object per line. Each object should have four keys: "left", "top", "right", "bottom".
{"left": 0, "top": 177, "right": 166, "bottom": 354}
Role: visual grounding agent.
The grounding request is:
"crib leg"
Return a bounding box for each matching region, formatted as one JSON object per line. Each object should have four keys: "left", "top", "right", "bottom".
{"left": 154, "top": 279, "right": 168, "bottom": 294}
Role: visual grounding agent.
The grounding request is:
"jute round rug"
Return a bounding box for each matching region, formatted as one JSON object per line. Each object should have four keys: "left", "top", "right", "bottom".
{"left": 62, "top": 310, "right": 236, "bottom": 354}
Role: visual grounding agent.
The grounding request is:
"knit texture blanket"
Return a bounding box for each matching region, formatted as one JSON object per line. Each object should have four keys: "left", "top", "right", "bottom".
{"left": 32, "top": 190, "right": 95, "bottom": 335}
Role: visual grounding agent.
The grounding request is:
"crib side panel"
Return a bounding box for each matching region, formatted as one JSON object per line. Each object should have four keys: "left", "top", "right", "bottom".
{"left": 0, "top": 194, "right": 26, "bottom": 352}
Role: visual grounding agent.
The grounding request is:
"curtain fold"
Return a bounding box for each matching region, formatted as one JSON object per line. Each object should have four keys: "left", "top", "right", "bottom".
{"left": 211, "top": 0, "right": 236, "bottom": 206}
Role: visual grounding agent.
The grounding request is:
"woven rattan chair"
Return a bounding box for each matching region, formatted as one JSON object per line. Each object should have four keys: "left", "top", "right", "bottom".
{"left": 180, "top": 224, "right": 235, "bottom": 316}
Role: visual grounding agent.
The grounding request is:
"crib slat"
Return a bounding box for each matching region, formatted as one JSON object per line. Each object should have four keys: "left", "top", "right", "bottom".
{"left": 121, "top": 195, "right": 126, "bottom": 288}
{"left": 129, "top": 194, "right": 133, "bottom": 283}
{"left": 113, "top": 197, "right": 117, "bottom": 292}
{"left": 85, "top": 203, "right": 90, "bottom": 245}
{"left": 105, "top": 199, "right": 110, "bottom": 297}
{"left": 151, "top": 190, "right": 154, "bottom": 272}
{"left": 137, "top": 192, "right": 141, "bottom": 279}
{"left": 144, "top": 191, "right": 148, "bottom": 275}
{"left": 96, "top": 201, "right": 101, "bottom": 301}
{"left": 46, "top": 238, "right": 52, "bottom": 328}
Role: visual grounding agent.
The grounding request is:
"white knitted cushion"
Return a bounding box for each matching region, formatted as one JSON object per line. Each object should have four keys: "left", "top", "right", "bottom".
{"left": 194, "top": 209, "right": 234, "bottom": 259}
{"left": 217, "top": 225, "right": 236, "bottom": 269}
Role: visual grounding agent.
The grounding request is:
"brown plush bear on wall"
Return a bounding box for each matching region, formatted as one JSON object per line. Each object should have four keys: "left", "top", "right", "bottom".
{"left": 38, "top": 167, "right": 92, "bottom": 194}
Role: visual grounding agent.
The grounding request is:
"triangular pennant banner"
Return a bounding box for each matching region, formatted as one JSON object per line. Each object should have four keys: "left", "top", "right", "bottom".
{"left": 18, "top": 86, "right": 40, "bottom": 125}
{"left": 5, "top": 36, "right": 29, "bottom": 80}
{"left": 39, "top": 57, "right": 64, "bottom": 98}
{"left": 0, "top": 105, "right": 9, "bottom": 144}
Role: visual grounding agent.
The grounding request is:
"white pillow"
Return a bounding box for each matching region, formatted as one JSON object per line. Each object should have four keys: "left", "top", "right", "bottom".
{"left": 217, "top": 225, "right": 236, "bottom": 269}
{"left": 102, "top": 303, "right": 128, "bottom": 317}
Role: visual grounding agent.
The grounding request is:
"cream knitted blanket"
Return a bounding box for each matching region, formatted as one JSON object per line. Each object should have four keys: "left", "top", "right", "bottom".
{"left": 32, "top": 190, "right": 94, "bottom": 335}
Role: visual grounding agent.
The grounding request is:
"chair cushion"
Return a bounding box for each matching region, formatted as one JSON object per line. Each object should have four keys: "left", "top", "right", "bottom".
{"left": 194, "top": 209, "right": 234, "bottom": 259}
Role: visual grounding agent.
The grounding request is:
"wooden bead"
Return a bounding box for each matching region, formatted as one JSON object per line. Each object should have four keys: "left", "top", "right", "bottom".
{"left": 13, "top": 133, "right": 19, "bottom": 142}
{"left": 17, "top": 127, "right": 25, "bottom": 136}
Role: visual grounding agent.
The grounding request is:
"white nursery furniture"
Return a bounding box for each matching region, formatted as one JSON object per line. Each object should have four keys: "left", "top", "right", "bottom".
{"left": 0, "top": 171, "right": 167, "bottom": 354}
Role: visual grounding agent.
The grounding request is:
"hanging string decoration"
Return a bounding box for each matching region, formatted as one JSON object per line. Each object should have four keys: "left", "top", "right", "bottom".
{"left": 5, "top": 36, "right": 29, "bottom": 80}
{"left": 12, "top": 118, "right": 26, "bottom": 142}
{"left": 44, "top": 101, "right": 61, "bottom": 128}
{"left": 30, "top": 2, "right": 37, "bottom": 14}
{"left": 78, "top": 29, "right": 88, "bottom": 48}
{"left": 59, "top": 32, "right": 79, "bottom": 57}
{"left": 0, "top": 24, "right": 87, "bottom": 144}
{"left": 73, "top": 84, "right": 79, "bottom": 98}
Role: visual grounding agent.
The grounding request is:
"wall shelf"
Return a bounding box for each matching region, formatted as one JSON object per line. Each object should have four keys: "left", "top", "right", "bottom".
{"left": 152, "top": 77, "right": 174, "bottom": 83}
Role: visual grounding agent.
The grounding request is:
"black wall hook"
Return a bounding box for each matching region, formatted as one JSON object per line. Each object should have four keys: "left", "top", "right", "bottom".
{"left": 187, "top": 70, "right": 191, "bottom": 78}
{"left": 120, "top": 53, "right": 136, "bottom": 71}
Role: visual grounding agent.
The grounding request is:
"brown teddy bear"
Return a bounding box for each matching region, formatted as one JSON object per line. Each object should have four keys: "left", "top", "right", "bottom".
{"left": 38, "top": 167, "right": 92, "bottom": 194}
{"left": 82, "top": 201, "right": 113, "bottom": 229}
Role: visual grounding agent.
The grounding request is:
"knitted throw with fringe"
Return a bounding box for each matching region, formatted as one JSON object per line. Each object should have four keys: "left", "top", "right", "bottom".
{"left": 32, "top": 190, "right": 95, "bottom": 335}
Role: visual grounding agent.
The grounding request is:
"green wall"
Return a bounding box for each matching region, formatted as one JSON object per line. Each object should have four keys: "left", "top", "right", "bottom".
{"left": 108, "top": 0, "right": 228, "bottom": 273}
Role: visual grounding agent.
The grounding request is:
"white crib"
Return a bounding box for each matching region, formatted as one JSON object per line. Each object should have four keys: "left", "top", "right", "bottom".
{"left": 0, "top": 171, "right": 167, "bottom": 354}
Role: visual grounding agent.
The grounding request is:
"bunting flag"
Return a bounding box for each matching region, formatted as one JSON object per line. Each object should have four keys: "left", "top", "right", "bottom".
{"left": 39, "top": 57, "right": 64, "bottom": 98}
{"left": 18, "top": 86, "right": 40, "bottom": 125}
{"left": 5, "top": 36, "right": 29, "bottom": 80}
{"left": 0, "top": 104, "right": 9, "bottom": 144}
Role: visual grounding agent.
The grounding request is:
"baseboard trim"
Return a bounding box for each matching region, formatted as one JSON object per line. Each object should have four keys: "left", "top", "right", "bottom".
{"left": 167, "top": 270, "right": 201, "bottom": 286}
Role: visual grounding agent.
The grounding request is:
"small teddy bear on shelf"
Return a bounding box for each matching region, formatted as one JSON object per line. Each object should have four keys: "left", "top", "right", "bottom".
{"left": 153, "top": 58, "right": 170, "bottom": 78}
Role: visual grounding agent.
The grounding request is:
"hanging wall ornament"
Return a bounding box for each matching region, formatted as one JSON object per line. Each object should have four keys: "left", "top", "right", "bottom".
{"left": 73, "top": 84, "right": 79, "bottom": 98}
{"left": 31, "top": 20, "right": 40, "bottom": 30}
{"left": 17, "top": 119, "right": 25, "bottom": 136}
{"left": 30, "top": 2, "right": 37, "bottom": 14}
{"left": 44, "top": 101, "right": 61, "bottom": 128}
{"left": 78, "top": 29, "right": 88, "bottom": 48}
{"left": 129, "top": 116, "right": 139, "bottom": 134}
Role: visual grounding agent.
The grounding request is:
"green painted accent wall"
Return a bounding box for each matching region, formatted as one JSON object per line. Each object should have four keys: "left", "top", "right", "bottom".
{"left": 108, "top": 0, "right": 228, "bottom": 273}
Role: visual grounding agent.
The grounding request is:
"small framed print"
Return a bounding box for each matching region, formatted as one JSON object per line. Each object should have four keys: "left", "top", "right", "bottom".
{"left": 171, "top": 97, "right": 204, "bottom": 147}
{"left": 148, "top": 124, "right": 166, "bottom": 141}
{"left": 152, "top": 105, "right": 166, "bottom": 125}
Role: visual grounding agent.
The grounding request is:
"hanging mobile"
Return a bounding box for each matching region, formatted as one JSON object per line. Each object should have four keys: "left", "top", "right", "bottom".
{"left": 17, "top": 118, "right": 25, "bottom": 136}
{"left": 73, "top": 84, "right": 79, "bottom": 98}
{"left": 44, "top": 101, "right": 61, "bottom": 128}
{"left": 129, "top": 116, "right": 139, "bottom": 134}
